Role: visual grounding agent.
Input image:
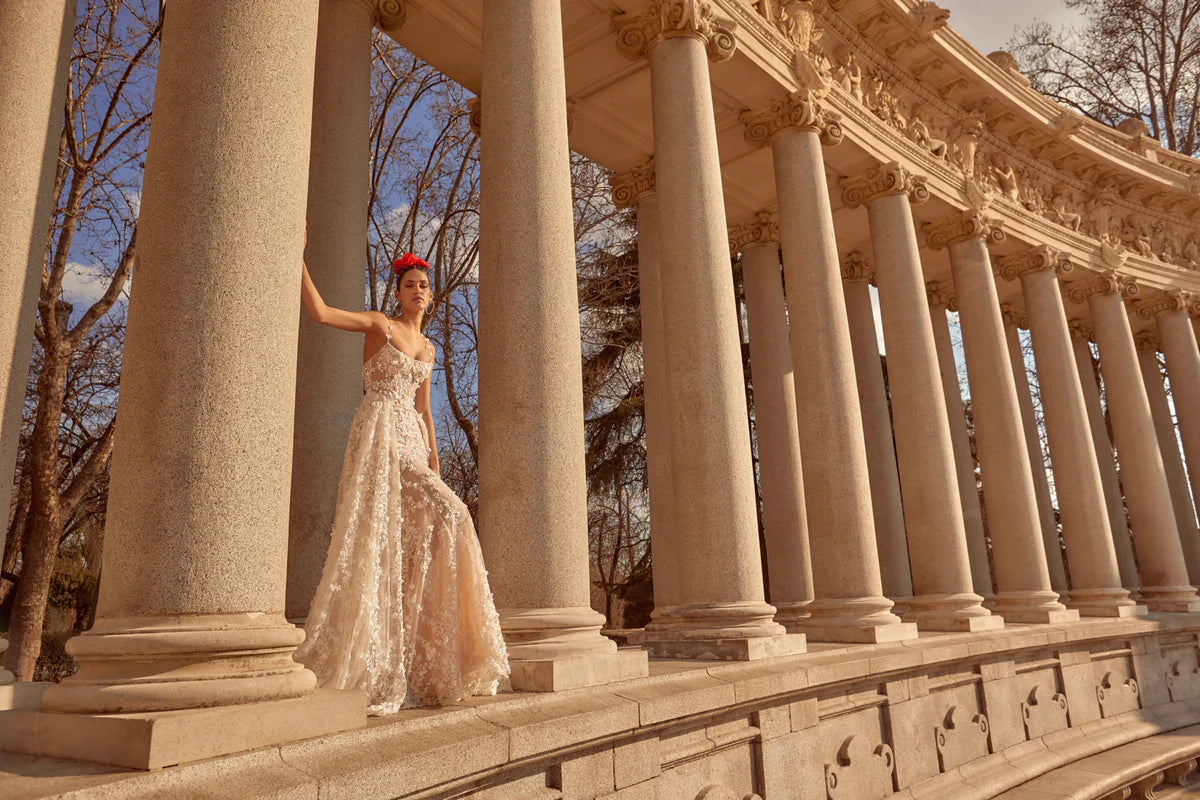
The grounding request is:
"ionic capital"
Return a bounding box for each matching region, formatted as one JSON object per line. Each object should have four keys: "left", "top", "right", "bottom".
{"left": 729, "top": 211, "right": 780, "bottom": 253}
{"left": 1067, "top": 319, "right": 1094, "bottom": 342}
{"left": 1065, "top": 269, "right": 1140, "bottom": 304}
{"left": 1134, "top": 288, "right": 1195, "bottom": 319}
{"left": 1133, "top": 330, "right": 1160, "bottom": 352}
{"left": 354, "top": 0, "right": 405, "bottom": 31}
{"left": 614, "top": 0, "right": 737, "bottom": 62}
{"left": 999, "top": 302, "right": 1027, "bottom": 329}
{"left": 609, "top": 158, "right": 656, "bottom": 209}
{"left": 741, "top": 91, "right": 843, "bottom": 148}
{"left": 466, "top": 97, "right": 481, "bottom": 136}
{"left": 994, "top": 245, "right": 1075, "bottom": 282}
{"left": 840, "top": 162, "right": 930, "bottom": 208}
{"left": 926, "top": 281, "right": 957, "bottom": 311}
{"left": 841, "top": 251, "right": 874, "bottom": 283}
{"left": 923, "top": 210, "right": 1005, "bottom": 250}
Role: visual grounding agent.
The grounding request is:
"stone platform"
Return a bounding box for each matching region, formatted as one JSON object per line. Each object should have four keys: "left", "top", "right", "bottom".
{"left": 7, "top": 616, "right": 1200, "bottom": 799}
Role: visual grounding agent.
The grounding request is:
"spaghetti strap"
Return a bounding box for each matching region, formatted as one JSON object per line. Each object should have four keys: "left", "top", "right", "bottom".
{"left": 385, "top": 323, "right": 392, "bottom": 343}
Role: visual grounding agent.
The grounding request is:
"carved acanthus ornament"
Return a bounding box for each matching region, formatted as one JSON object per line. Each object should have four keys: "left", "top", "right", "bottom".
{"left": 1133, "top": 330, "right": 1160, "bottom": 352}
{"left": 1066, "top": 270, "right": 1141, "bottom": 304}
{"left": 728, "top": 211, "right": 780, "bottom": 252}
{"left": 840, "top": 250, "right": 873, "bottom": 283}
{"left": 994, "top": 246, "right": 1074, "bottom": 282}
{"left": 926, "top": 281, "right": 957, "bottom": 311}
{"left": 741, "top": 91, "right": 843, "bottom": 147}
{"left": 923, "top": 210, "right": 1005, "bottom": 250}
{"left": 1135, "top": 288, "right": 1195, "bottom": 319}
{"left": 609, "top": 159, "right": 656, "bottom": 209}
{"left": 614, "top": 0, "right": 737, "bottom": 62}
{"left": 999, "top": 303, "right": 1027, "bottom": 329}
{"left": 1067, "top": 319, "right": 1094, "bottom": 342}
{"left": 840, "top": 162, "right": 929, "bottom": 207}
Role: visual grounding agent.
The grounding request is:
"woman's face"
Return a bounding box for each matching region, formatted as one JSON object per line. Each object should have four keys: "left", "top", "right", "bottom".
{"left": 396, "top": 269, "right": 430, "bottom": 314}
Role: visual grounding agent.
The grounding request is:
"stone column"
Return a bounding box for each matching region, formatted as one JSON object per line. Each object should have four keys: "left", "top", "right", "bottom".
{"left": 739, "top": 96, "right": 912, "bottom": 644}
{"left": 478, "top": 0, "right": 648, "bottom": 683}
{"left": 999, "top": 305, "right": 1069, "bottom": 597}
{"left": 729, "top": 213, "right": 814, "bottom": 626}
{"left": 614, "top": 2, "right": 803, "bottom": 658}
{"left": 610, "top": 161, "right": 684, "bottom": 614}
{"left": 0, "top": 1, "right": 367, "bottom": 771}
{"left": 839, "top": 251, "right": 913, "bottom": 606}
{"left": 1134, "top": 332, "right": 1200, "bottom": 583}
{"left": 925, "top": 211, "right": 1073, "bottom": 624}
{"left": 1069, "top": 271, "right": 1200, "bottom": 611}
{"left": 841, "top": 164, "right": 998, "bottom": 632}
{"left": 1069, "top": 320, "right": 1139, "bottom": 593}
{"left": 997, "top": 248, "right": 1141, "bottom": 616}
{"left": 1141, "top": 291, "right": 1200, "bottom": 535}
{"left": 287, "top": 0, "right": 377, "bottom": 623}
{"left": 0, "top": 0, "right": 74, "bottom": 505}
{"left": 926, "top": 285, "right": 993, "bottom": 598}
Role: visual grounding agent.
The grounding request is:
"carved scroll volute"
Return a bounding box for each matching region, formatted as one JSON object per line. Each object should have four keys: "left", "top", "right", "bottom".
{"left": 372, "top": 0, "right": 406, "bottom": 31}
{"left": 609, "top": 158, "right": 656, "bottom": 209}
{"left": 824, "top": 735, "right": 895, "bottom": 800}
{"left": 926, "top": 281, "right": 957, "bottom": 312}
{"left": 1135, "top": 288, "right": 1194, "bottom": 319}
{"left": 1020, "top": 684, "right": 1069, "bottom": 740}
{"left": 841, "top": 251, "right": 874, "bottom": 283}
{"left": 728, "top": 211, "right": 780, "bottom": 254}
{"left": 923, "top": 210, "right": 1005, "bottom": 250}
{"left": 1066, "top": 270, "right": 1141, "bottom": 305}
{"left": 935, "top": 705, "right": 990, "bottom": 773}
{"left": 840, "top": 162, "right": 930, "bottom": 208}
{"left": 994, "top": 245, "right": 1074, "bottom": 283}
{"left": 614, "top": 0, "right": 737, "bottom": 62}
{"left": 1096, "top": 670, "right": 1140, "bottom": 717}
{"left": 741, "top": 91, "right": 844, "bottom": 148}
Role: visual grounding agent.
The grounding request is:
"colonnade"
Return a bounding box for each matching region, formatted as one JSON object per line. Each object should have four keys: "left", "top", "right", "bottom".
{"left": 3, "top": 0, "right": 1200, "bottom": 771}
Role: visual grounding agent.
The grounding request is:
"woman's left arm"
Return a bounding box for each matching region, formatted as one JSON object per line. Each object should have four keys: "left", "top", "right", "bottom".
{"left": 416, "top": 355, "right": 439, "bottom": 474}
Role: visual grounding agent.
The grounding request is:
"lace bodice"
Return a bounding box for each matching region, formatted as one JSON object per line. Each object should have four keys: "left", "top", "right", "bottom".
{"left": 363, "top": 338, "right": 433, "bottom": 403}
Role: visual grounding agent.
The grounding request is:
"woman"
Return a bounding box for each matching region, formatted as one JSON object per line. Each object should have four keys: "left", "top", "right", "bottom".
{"left": 294, "top": 248, "right": 509, "bottom": 714}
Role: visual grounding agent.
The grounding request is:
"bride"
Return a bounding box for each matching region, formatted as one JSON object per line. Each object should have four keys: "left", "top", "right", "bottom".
{"left": 294, "top": 247, "right": 509, "bottom": 714}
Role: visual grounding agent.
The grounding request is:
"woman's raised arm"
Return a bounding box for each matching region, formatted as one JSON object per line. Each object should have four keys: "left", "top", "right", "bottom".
{"left": 301, "top": 256, "right": 378, "bottom": 334}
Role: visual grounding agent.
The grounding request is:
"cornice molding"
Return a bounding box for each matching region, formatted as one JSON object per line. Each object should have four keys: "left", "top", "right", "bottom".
{"left": 614, "top": 0, "right": 737, "bottom": 62}
{"left": 840, "top": 161, "right": 929, "bottom": 207}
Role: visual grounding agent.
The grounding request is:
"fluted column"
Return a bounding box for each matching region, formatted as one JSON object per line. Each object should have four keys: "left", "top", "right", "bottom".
{"left": 925, "top": 211, "right": 1072, "bottom": 624}
{"left": 1141, "top": 290, "right": 1200, "bottom": 534}
{"left": 1069, "top": 320, "right": 1139, "bottom": 593}
{"left": 840, "top": 251, "right": 913, "bottom": 606}
{"left": 999, "top": 305, "right": 1069, "bottom": 597}
{"left": 0, "top": 1, "right": 369, "bottom": 770}
{"left": 926, "top": 285, "right": 992, "bottom": 598}
{"left": 0, "top": 0, "right": 74, "bottom": 507}
{"left": 1070, "top": 271, "right": 1200, "bottom": 611}
{"left": 729, "top": 213, "right": 814, "bottom": 626}
{"left": 997, "top": 248, "right": 1141, "bottom": 616}
{"left": 740, "top": 95, "right": 912, "bottom": 644}
{"left": 287, "top": 0, "right": 376, "bottom": 623}
{"left": 610, "top": 161, "right": 683, "bottom": 614}
{"left": 1134, "top": 332, "right": 1200, "bottom": 582}
{"left": 841, "top": 164, "right": 998, "bottom": 632}
{"left": 615, "top": 1, "right": 803, "bottom": 658}
{"left": 478, "top": 0, "right": 648, "bottom": 683}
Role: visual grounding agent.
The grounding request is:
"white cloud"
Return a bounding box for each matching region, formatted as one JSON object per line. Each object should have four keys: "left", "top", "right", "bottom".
{"left": 60, "top": 261, "right": 129, "bottom": 310}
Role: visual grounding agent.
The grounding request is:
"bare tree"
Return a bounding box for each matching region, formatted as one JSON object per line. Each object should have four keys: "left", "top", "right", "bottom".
{"left": 1010, "top": 0, "right": 1200, "bottom": 155}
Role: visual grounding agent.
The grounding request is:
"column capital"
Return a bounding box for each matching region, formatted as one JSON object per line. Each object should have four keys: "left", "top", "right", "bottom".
{"left": 926, "top": 280, "right": 958, "bottom": 311}
{"left": 1135, "top": 288, "right": 1196, "bottom": 319}
{"left": 841, "top": 250, "right": 874, "bottom": 283}
{"left": 994, "top": 245, "right": 1075, "bottom": 282}
{"left": 1067, "top": 319, "right": 1095, "bottom": 342}
{"left": 1066, "top": 269, "right": 1141, "bottom": 304}
{"left": 741, "top": 90, "right": 843, "bottom": 148}
{"left": 352, "top": 0, "right": 405, "bottom": 31}
{"left": 614, "top": 0, "right": 737, "bottom": 62}
{"left": 1134, "top": 330, "right": 1160, "bottom": 352}
{"left": 840, "top": 161, "right": 929, "bottom": 208}
{"left": 923, "top": 209, "right": 1005, "bottom": 250}
{"left": 728, "top": 210, "right": 779, "bottom": 253}
{"left": 609, "top": 158, "right": 656, "bottom": 208}
{"left": 999, "top": 302, "right": 1027, "bottom": 329}
{"left": 466, "top": 97, "right": 481, "bottom": 136}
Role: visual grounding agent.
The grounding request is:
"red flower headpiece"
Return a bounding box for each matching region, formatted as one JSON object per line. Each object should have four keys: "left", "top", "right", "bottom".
{"left": 392, "top": 253, "right": 429, "bottom": 273}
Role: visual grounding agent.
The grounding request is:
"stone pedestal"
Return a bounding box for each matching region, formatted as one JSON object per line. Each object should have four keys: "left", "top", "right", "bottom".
{"left": 0, "top": 0, "right": 74, "bottom": 501}
{"left": 2, "top": 1, "right": 368, "bottom": 770}
{"left": 842, "top": 165, "right": 998, "bottom": 633}
{"left": 927, "top": 290, "right": 993, "bottom": 598}
{"left": 1079, "top": 279, "right": 1200, "bottom": 611}
{"left": 480, "top": 0, "right": 648, "bottom": 682}
{"left": 287, "top": 0, "right": 376, "bottom": 624}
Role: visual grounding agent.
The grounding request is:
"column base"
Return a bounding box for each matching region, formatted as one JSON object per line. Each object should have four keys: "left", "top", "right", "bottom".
{"left": 0, "top": 680, "right": 48, "bottom": 711}
{"left": 0, "top": 687, "right": 365, "bottom": 770}
{"left": 500, "top": 606, "right": 649, "bottom": 688}
{"left": 1139, "top": 585, "right": 1200, "bottom": 613}
{"left": 889, "top": 596, "right": 913, "bottom": 618}
{"left": 793, "top": 595, "right": 917, "bottom": 643}
{"left": 903, "top": 592, "right": 1003, "bottom": 632}
{"left": 640, "top": 601, "right": 807, "bottom": 661}
{"left": 771, "top": 600, "right": 811, "bottom": 629}
{"left": 509, "top": 649, "right": 649, "bottom": 691}
{"left": 1067, "top": 588, "right": 1149, "bottom": 618}
{"left": 989, "top": 590, "right": 1077, "bottom": 624}
{"left": 642, "top": 633, "right": 806, "bottom": 661}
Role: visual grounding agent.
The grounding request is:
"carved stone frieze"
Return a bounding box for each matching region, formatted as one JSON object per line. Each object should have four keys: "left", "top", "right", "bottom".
{"left": 1166, "top": 653, "right": 1200, "bottom": 703}
{"left": 1066, "top": 270, "right": 1141, "bottom": 304}
{"left": 841, "top": 250, "right": 873, "bottom": 283}
{"left": 609, "top": 158, "right": 656, "bottom": 209}
{"left": 1096, "top": 670, "right": 1141, "bottom": 717}
{"left": 729, "top": 210, "right": 780, "bottom": 252}
{"left": 924, "top": 209, "right": 1005, "bottom": 249}
{"left": 994, "top": 245, "right": 1074, "bottom": 282}
{"left": 614, "top": 0, "right": 737, "bottom": 62}
{"left": 934, "top": 705, "right": 989, "bottom": 772}
{"left": 742, "top": 91, "right": 843, "bottom": 147}
{"left": 840, "top": 161, "right": 929, "bottom": 207}
{"left": 926, "top": 281, "right": 957, "bottom": 311}
{"left": 1135, "top": 288, "right": 1194, "bottom": 319}
{"left": 1020, "top": 685, "right": 1069, "bottom": 740}
{"left": 824, "top": 735, "right": 895, "bottom": 800}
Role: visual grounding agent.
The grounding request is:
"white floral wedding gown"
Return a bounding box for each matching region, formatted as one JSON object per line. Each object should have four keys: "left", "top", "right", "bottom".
{"left": 296, "top": 325, "right": 509, "bottom": 714}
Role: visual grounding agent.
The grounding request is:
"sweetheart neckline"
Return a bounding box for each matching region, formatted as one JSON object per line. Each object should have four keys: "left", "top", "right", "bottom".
{"left": 365, "top": 341, "right": 434, "bottom": 368}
